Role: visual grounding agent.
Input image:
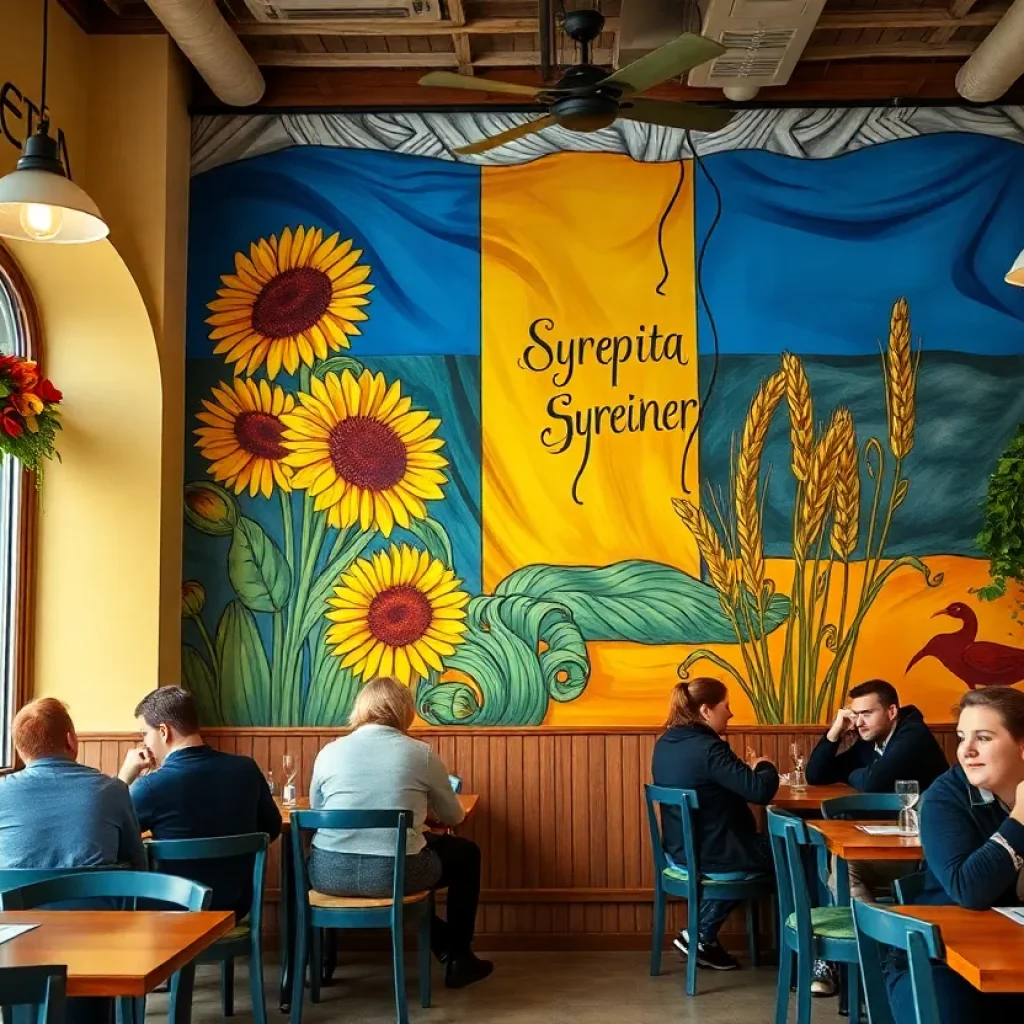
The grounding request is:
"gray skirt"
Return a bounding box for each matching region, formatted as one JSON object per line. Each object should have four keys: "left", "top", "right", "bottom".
{"left": 309, "top": 844, "right": 442, "bottom": 897}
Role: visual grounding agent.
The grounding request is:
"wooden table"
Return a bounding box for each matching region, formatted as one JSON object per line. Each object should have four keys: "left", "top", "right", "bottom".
{"left": 771, "top": 782, "right": 855, "bottom": 812}
{"left": 275, "top": 793, "right": 478, "bottom": 1010}
{"left": 894, "top": 906, "right": 1024, "bottom": 993}
{"left": 808, "top": 820, "right": 923, "bottom": 862}
{"left": 0, "top": 909, "right": 234, "bottom": 1018}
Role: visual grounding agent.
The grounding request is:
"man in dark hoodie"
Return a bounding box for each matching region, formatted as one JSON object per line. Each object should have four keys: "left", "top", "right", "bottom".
{"left": 805, "top": 678, "right": 947, "bottom": 996}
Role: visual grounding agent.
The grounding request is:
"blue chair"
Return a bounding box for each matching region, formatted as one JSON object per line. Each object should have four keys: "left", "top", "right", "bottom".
{"left": 146, "top": 834, "right": 269, "bottom": 1024}
{"left": 852, "top": 899, "right": 943, "bottom": 1024}
{"left": 821, "top": 794, "right": 902, "bottom": 821}
{"left": 644, "top": 785, "right": 774, "bottom": 997}
{"left": 289, "top": 810, "right": 433, "bottom": 1024}
{"left": 767, "top": 808, "right": 862, "bottom": 1024}
{"left": 0, "top": 966, "right": 67, "bottom": 1024}
{"left": 448, "top": 775, "right": 463, "bottom": 795}
{"left": 0, "top": 871, "right": 212, "bottom": 1024}
{"left": 894, "top": 871, "right": 929, "bottom": 906}
{"left": 0, "top": 866, "right": 129, "bottom": 892}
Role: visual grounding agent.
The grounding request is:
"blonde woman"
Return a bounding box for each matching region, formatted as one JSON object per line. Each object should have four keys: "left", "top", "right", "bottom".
{"left": 309, "top": 676, "right": 492, "bottom": 988}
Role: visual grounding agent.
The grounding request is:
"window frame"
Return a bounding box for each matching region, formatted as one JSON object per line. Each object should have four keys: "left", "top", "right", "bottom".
{"left": 0, "top": 243, "right": 39, "bottom": 772}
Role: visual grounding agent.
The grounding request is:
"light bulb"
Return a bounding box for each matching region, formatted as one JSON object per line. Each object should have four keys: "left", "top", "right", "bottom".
{"left": 19, "top": 202, "right": 62, "bottom": 241}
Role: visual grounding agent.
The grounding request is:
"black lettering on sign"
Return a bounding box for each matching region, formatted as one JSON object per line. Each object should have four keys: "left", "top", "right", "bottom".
{"left": 0, "top": 81, "right": 72, "bottom": 178}
{"left": 0, "top": 82, "right": 24, "bottom": 151}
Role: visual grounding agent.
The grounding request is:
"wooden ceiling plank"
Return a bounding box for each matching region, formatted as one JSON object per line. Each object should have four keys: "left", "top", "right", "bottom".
{"left": 817, "top": 9, "right": 998, "bottom": 29}
{"left": 929, "top": 0, "right": 984, "bottom": 41}
{"left": 234, "top": 16, "right": 615, "bottom": 36}
{"left": 248, "top": 48, "right": 618, "bottom": 68}
{"left": 802, "top": 41, "right": 977, "bottom": 59}
{"left": 448, "top": 0, "right": 468, "bottom": 27}
{"left": 454, "top": 35, "right": 475, "bottom": 73}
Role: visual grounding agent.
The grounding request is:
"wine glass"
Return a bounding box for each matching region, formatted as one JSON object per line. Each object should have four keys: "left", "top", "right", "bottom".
{"left": 895, "top": 779, "right": 920, "bottom": 835}
{"left": 790, "top": 742, "right": 807, "bottom": 792}
{"left": 282, "top": 753, "right": 298, "bottom": 807}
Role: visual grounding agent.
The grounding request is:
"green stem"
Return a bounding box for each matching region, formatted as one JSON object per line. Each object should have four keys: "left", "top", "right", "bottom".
{"left": 270, "top": 611, "right": 284, "bottom": 726}
{"left": 280, "top": 489, "right": 295, "bottom": 588}
{"left": 195, "top": 617, "right": 219, "bottom": 693}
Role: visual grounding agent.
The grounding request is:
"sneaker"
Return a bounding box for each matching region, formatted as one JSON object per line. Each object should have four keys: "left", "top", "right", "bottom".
{"left": 445, "top": 953, "right": 494, "bottom": 989}
{"left": 672, "top": 930, "right": 739, "bottom": 971}
{"left": 811, "top": 959, "right": 838, "bottom": 997}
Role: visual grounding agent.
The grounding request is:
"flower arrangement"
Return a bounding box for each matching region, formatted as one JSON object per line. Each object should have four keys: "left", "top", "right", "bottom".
{"left": 0, "top": 354, "right": 62, "bottom": 474}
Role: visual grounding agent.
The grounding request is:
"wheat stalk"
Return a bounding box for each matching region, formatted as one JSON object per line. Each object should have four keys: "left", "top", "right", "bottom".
{"left": 735, "top": 371, "right": 786, "bottom": 599}
{"left": 672, "top": 497, "right": 737, "bottom": 603}
{"left": 796, "top": 409, "right": 845, "bottom": 561}
{"left": 885, "top": 298, "right": 916, "bottom": 460}
{"left": 783, "top": 352, "right": 814, "bottom": 483}
{"left": 830, "top": 409, "right": 859, "bottom": 559}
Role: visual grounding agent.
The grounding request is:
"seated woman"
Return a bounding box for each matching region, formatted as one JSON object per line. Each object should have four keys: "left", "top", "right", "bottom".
{"left": 651, "top": 677, "right": 779, "bottom": 971}
{"left": 888, "top": 687, "right": 1024, "bottom": 1022}
{"left": 309, "top": 676, "right": 492, "bottom": 989}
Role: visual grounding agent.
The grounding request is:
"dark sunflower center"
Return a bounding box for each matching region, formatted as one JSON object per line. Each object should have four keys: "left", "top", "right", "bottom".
{"left": 234, "top": 411, "right": 287, "bottom": 460}
{"left": 367, "top": 585, "right": 433, "bottom": 648}
{"left": 328, "top": 416, "right": 408, "bottom": 491}
{"left": 252, "top": 266, "right": 332, "bottom": 339}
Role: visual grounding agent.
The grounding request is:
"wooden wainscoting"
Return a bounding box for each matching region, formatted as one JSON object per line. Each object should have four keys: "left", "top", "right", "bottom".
{"left": 77, "top": 724, "right": 958, "bottom": 951}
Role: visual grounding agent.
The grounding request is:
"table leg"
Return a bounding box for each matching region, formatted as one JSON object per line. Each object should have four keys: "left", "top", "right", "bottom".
{"left": 168, "top": 965, "right": 196, "bottom": 1024}
{"left": 279, "top": 838, "right": 294, "bottom": 1014}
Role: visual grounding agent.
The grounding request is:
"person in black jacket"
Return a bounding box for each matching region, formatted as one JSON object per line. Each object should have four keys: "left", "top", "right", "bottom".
{"left": 806, "top": 679, "right": 947, "bottom": 793}
{"left": 651, "top": 677, "right": 779, "bottom": 972}
{"left": 884, "top": 687, "right": 1024, "bottom": 1023}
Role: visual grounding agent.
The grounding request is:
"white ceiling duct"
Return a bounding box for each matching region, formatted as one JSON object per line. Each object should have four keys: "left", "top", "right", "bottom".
{"left": 956, "top": 0, "right": 1024, "bottom": 102}
{"left": 144, "top": 0, "right": 265, "bottom": 107}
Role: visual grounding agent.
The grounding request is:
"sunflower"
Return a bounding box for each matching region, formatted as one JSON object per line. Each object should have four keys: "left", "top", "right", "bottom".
{"left": 325, "top": 543, "right": 469, "bottom": 685}
{"left": 206, "top": 226, "right": 373, "bottom": 379}
{"left": 281, "top": 369, "right": 448, "bottom": 536}
{"left": 195, "top": 378, "right": 296, "bottom": 498}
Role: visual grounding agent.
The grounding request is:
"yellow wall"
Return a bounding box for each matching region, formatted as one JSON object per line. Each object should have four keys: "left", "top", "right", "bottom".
{"left": 1, "top": 2, "right": 190, "bottom": 729}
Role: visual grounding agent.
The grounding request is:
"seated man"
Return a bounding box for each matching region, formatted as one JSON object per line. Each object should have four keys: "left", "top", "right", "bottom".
{"left": 119, "top": 686, "right": 281, "bottom": 920}
{"left": 0, "top": 698, "right": 146, "bottom": 1024}
{"left": 0, "top": 697, "right": 146, "bottom": 870}
{"left": 805, "top": 678, "right": 947, "bottom": 997}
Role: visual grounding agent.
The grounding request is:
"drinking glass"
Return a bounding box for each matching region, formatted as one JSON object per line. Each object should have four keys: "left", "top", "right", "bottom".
{"left": 265, "top": 769, "right": 277, "bottom": 797}
{"left": 789, "top": 742, "right": 807, "bottom": 793}
{"left": 746, "top": 747, "right": 759, "bottom": 768}
{"left": 895, "top": 779, "right": 920, "bottom": 835}
{"left": 282, "top": 753, "right": 298, "bottom": 808}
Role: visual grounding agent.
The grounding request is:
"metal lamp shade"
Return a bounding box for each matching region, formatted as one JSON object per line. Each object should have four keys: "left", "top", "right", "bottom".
{"left": 0, "top": 167, "right": 109, "bottom": 244}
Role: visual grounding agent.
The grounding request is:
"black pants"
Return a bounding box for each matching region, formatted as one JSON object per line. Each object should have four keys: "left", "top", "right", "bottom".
{"left": 424, "top": 832, "right": 481, "bottom": 958}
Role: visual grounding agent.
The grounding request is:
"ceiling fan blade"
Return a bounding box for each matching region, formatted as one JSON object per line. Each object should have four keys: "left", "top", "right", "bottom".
{"left": 618, "top": 97, "right": 734, "bottom": 134}
{"left": 453, "top": 116, "right": 558, "bottom": 156}
{"left": 603, "top": 33, "right": 725, "bottom": 95}
{"left": 419, "top": 72, "right": 542, "bottom": 97}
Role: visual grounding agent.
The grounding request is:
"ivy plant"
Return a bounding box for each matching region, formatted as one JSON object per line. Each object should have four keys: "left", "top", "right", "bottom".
{"left": 976, "top": 424, "right": 1024, "bottom": 601}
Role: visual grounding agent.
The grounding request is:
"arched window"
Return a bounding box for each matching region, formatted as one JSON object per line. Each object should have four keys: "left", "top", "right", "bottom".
{"left": 0, "top": 245, "right": 38, "bottom": 769}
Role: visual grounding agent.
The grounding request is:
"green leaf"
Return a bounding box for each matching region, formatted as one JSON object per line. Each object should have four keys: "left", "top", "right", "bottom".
{"left": 228, "top": 518, "right": 292, "bottom": 613}
{"left": 181, "top": 644, "right": 220, "bottom": 725}
{"left": 314, "top": 356, "right": 366, "bottom": 381}
{"left": 215, "top": 600, "right": 271, "bottom": 725}
{"left": 302, "top": 628, "right": 361, "bottom": 727}
{"left": 495, "top": 560, "right": 789, "bottom": 644}
{"left": 298, "top": 530, "right": 374, "bottom": 641}
{"left": 404, "top": 517, "right": 454, "bottom": 568}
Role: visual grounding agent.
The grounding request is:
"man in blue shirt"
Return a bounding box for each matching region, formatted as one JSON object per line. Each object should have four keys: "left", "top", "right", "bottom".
{"left": 119, "top": 686, "right": 282, "bottom": 919}
{"left": 0, "top": 697, "right": 146, "bottom": 870}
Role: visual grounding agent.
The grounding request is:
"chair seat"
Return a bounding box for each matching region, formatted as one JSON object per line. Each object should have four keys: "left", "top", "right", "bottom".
{"left": 785, "top": 906, "right": 855, "bottom": 940}
{"left": 214, "top": 924, "right": 252, "bottom": 943}
{"left": 662, "top": 865, "right": 765, "bottom": 886}
{"left": 308, "top": 889, "right": 432, "bottom": 909}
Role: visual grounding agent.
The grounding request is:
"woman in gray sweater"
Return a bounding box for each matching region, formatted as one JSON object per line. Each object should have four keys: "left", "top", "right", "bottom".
{"left": 309, "top": 676, "right": 492, "bottom": 988}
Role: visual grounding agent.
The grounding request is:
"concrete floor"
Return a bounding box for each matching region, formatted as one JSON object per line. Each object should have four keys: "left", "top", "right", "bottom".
{"left": 154, "top": 954, "right": 847, "bottom": 1024}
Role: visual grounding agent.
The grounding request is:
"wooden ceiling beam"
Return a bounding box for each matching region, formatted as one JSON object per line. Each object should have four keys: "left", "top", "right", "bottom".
{"left": 234, "top": 17, "right": 618, "bottom": 36}
{"left": 927, "top": 0, "right": 985, "bottom": 42}
{"left": 250, "top": 48, "right": 616, "bottom": 69}
{"left": 803, "top": 41, "right": 977, "bottom": 61}
{"left": 816, "top": 8, "right": 998, "bottom": 29}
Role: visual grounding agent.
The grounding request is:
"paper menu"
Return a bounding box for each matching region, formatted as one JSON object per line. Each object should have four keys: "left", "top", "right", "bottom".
{"left": 0, "top": 923, "right": 38, "bottom": 946}
{"left": 994, "top": 907, "right": 1024, "bottom": 926}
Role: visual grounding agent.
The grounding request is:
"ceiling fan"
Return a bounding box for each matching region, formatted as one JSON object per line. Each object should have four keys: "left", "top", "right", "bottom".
{"left": 418, "top": 9, "right": 733, "bottom": 156}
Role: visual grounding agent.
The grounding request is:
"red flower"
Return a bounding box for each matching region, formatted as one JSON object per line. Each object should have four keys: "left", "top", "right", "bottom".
{"left": 2, "top": 412, "right": 23, "bottom": 438}
{"left": 36, "top": 379, "right": 62, "bottom": 404}
{"left": 9, "top": 361, "right": 38, "bottom": 391}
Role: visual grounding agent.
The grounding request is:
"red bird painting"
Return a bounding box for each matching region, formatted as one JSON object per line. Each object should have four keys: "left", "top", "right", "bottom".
{"left": 906, "top": 602, "right": 1024, "bottom": 690}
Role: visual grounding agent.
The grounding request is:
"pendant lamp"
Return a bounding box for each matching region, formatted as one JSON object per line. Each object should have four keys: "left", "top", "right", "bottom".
{"left": 0, "top": 0, "right": 108, "bottom": 244}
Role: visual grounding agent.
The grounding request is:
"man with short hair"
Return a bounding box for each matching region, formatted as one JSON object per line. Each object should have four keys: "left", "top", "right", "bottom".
{"left": 0, "top": 697, "right": 146, "bottom": 870}
{"left": 805, "top": 679, "right": 948, "bottom": 997}
{"left": 119, "top": 686, "right": 281, "bottom": 919}
{"left": 806, "top": 678, "right": 947, "bottom": 793}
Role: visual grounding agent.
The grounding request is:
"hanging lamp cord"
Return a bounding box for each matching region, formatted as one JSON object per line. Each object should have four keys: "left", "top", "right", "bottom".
{"left": 40, "top": 0, "right": 50, "bottom": 131}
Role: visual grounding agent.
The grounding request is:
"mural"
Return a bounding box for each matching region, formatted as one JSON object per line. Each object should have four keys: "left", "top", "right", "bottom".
{"left": 183, "top": 109, "right": 1024, "bottom": 727}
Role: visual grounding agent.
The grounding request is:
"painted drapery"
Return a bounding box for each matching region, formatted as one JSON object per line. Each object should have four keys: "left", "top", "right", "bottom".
{"left": 183, "top": 114, "right": 1024, "bottom": 727}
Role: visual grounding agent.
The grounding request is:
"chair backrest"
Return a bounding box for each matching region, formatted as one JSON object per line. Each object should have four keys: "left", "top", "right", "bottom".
{"left": 0, "top": 866, "right": 126, "bottom": 894}
{"left": 822, "top": 793, "right": 902, "bottom": 821}
{"left": 644, "top": 785, "right": 700, "bottom": 884}
{"left": 852, "top": 900, "right": 943, "bottom": 1024}
{"left": 0, "top": 965, "right": 67, "bottom": 1024}
{"left": 0, "top": 871, "right": 212, "bottom": 912}
{"left": 894, "top": 870, "right": 929, "bottom": 906}
{"left": 767, "top": 808, "right": 826, "bottom": 951}
{"left": 289, "top": 810, "right": 413, "bottom": 918}
{"left": 146, "top": 833, "right": 268, "bottom": 930}
{"left": 448, "top": 774, "right": 463, "bottom": 795}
